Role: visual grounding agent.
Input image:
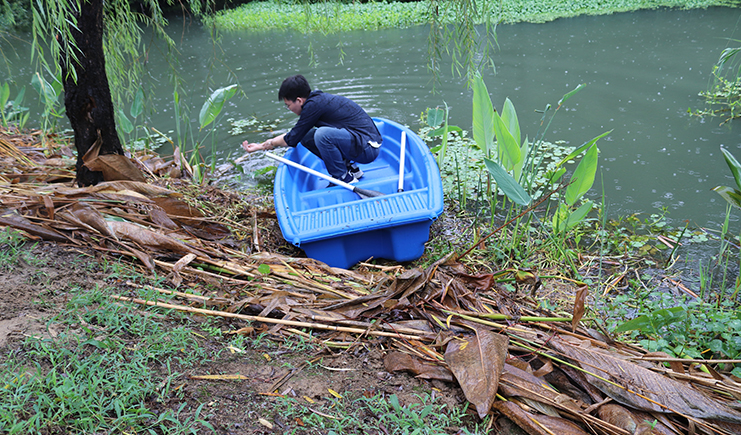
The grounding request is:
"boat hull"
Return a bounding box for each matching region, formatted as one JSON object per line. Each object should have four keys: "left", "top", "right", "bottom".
{"left": 273, "top": 118, "right": 444, "bottom": 269}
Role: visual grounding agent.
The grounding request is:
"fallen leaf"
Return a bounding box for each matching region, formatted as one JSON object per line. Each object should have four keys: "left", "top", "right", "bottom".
{"left": 383, "top": 351, "right": 454, "bottom": 381}
{"left": 444, "top": 329, "right": 508, "bottom": 419}
{"left": 572, "top": 285, "right": 588, "bottom": 332}
{"left": 550, "top": 337, "right": 741, "bottom": 423}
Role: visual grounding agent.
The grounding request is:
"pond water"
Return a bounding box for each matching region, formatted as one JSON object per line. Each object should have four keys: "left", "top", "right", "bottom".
{"left": 4, "top": 6, "right": 741, "bottom": 233}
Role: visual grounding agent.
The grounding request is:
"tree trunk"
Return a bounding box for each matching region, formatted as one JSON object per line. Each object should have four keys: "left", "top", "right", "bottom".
{"left": 62, "top": 0, "right": 125, "bottom": 187}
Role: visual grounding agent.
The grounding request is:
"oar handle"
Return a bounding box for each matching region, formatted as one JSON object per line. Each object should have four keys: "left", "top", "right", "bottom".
{"left": 398, "top": 131, "right": 406, "bottom": 192}
{"left": 265, "top": 152, "right": 356, "bottom": 191}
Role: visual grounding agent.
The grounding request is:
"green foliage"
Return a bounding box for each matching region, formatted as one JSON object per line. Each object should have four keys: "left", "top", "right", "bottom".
{"left": 713, "top": 146, "right": 741, "bottom": 209}
{"left": 0, "top": 82, "right": 29, "bottom": 129}
{"left": 0, "top": 279, "right": 215, "bottom": 434}
{"left": 206, "top": 1, "right": 429, "bottom": 32}
{"left": 199, "top": 84, "right": 239, "bottom": 131}
{"left": 271, "top": 392, "right": 474, "bottom": 434}
{"left": 606, "top": 287, "right": 741, "bottom": 374}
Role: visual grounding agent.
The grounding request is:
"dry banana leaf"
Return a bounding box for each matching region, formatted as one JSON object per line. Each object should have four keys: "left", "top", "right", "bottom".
{"left": 444, "top": 328, "right": 508, "bottom": 419}
{"left": 550, "top": 337, "right": 741, "bottom": 424}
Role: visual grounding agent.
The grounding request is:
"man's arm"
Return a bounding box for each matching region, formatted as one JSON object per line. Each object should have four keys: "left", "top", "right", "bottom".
{"left": 242, "top": 133, "right": 286, "bottom": 153}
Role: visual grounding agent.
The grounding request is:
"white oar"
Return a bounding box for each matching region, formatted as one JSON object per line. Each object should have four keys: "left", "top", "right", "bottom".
{"left": 397, "top": 131, "right": 406, "bottom": 192}
{"left": 265, "top": 152, "right": 384, "bottom": 199}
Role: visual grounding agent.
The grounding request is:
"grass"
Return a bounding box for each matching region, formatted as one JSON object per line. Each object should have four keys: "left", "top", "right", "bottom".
{"left": 268, "top": 392, "right": 480, "bottom": 434}
{"left": 206, "top": 0, "right": 735, "bottom": 32}
{"left": 0, "top": 275, "right": 216, "bottom": 434}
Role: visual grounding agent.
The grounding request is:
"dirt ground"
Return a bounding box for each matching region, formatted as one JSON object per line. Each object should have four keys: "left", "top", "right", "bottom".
{"left": 0, "top": 240, "right": 486, "bottom": 434}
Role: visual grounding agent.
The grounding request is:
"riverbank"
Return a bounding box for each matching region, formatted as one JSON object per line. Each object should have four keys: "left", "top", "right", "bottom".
{"left": 206, "top": 0, "right": 737, "bottom": 32}
{"left": 3, "top": 124, "right": 741, "bottom": 433}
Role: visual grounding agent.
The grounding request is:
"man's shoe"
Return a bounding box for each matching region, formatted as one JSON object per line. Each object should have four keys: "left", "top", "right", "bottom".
{"left": 346, "top": 162, "right": 364, "bottom": 179}
{"left": 337, "top": 172, "right": 359, "bottom": 185}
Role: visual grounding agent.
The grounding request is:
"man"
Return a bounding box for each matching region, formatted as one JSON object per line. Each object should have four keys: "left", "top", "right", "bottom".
{"left": 242, "top": 75, "right": 382, "bottom": 183}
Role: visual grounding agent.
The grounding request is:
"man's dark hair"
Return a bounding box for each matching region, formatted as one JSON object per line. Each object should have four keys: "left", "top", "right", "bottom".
{"left": 278, "top": 75, "right": 312, "bottom": 101}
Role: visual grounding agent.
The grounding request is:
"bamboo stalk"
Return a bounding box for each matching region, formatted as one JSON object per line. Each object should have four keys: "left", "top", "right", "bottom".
{"left": 110, "top": 295, "right": 425, "bottom": 341}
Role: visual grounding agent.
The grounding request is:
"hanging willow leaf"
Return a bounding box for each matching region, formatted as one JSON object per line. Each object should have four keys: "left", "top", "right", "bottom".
{"left": 444, "top": 329, "right": 508, "bottom": 419}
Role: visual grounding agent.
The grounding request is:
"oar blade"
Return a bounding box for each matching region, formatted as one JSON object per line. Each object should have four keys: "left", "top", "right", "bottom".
{"left": 354, "top": 187, "right": 384, "bottom": 199}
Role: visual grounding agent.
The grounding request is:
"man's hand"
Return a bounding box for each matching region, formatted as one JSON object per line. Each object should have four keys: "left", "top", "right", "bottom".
{"left": 242, "top": 140, "right": 267, "bottom": 153}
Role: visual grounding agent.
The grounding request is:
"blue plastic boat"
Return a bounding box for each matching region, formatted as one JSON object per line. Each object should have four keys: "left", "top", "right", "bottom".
{"left": 272, "top": 117, "right": 444, "bottom": 269}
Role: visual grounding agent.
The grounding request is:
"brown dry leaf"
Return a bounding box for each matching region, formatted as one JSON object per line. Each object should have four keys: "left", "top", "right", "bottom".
{"left": 68, "top": 203, "right": 114, "bottom": 238}
{"left": 383, "top": 351, "right": 454, "bottom": 382}
{"left": 82, "top": 138, "right": 146, "bottom": 182}
{"left": 108, "top": 221, "right": 202, "bottom": 257}
{"left": 444, "top": 329, "right": 508, "bottom": 419}
{"left": 550, "top": 338, "right": 741, "bottom": 424}
{"left": 596, "top": 403, "right": 640, "bottom": 433}
{"left": 493, "top": 400, "right": 590, "bottom": 435}
{"left": 572, "top": 285, "right": 588, "bottom": 332}
{"left": 0, "top": 209, "right": 69, "bottom": 242}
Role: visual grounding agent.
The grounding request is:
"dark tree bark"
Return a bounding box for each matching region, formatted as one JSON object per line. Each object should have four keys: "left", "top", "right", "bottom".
{"left": 62, "top": 0, "right": 125, "bottom": 186}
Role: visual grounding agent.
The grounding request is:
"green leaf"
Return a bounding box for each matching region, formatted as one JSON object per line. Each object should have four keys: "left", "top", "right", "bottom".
{"left": 614, "top": 307, "right": 686, "bottom": 334}
{"left": 493, "top": 111, "right": 521, "bottom": 170}
{"left": 117, "top": 107, "right": 134, "bottom": 134}
{"left": 720, "top": 147, "right": 741, "bottom": 191}
{"left": 472, "top": 73, "right": 495, "bottom": 154}
{"left": 712, "top": 186, "right": 741, "bottom": 210}
{"left": 426, "top": 107, "right": 445, "bottom": 127}
{"left": 558, "top": 200, "right": 592, "bottom": 232}
{"left": 430, "top": 125, "right": 462, "bottom": 137}
{"left": 484, "top": 158, "right": 531, "bottom": 206}
{"left": 500, "top": 97, "right": 521, "bottom": 148}
{"left": 555, "top": 130, "right": 612, "bottom": 168}
{"left": 31, "top": 72, "right": 57, "bottom": 104}
{"left": 257, "top": 264, "right": 271, "bottom": 274}
{"left": 558, "top": 83, "right": 586, "bottom": 106}
{"left": 12, "top": 86, "right": 25, "bottom": 107}
{"left": 199, "top": 84, "right": 238, "bottom": 130}
{"left": 546, "top": 167, "right": 566, "bottom": 183}
{"left": 131, "top": 88, "right": 144, "bottom": 119}
{"left": 0, "top": 83, "right": 9, "bottom": 108}
{"left": 565, "top": 143, "right": 598, "bottom": 206}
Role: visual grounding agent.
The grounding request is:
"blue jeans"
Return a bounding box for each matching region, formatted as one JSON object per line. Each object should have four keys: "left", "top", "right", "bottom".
{"left": 300, "top": 127, "right": 380, "bottom": 179}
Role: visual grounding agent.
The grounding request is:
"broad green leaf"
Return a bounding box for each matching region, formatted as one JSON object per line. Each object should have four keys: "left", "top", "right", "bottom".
{"left": 12, "top": 86, "right": 25, "bottom": 107}
{"left": 712, "top": 186, "right": 741, "bottom": 210}
{"left": 430, "top": 125, "right": 462, "bottom": 137}
{"left": 555, "top": 130, "right": 612, "bottom": 168}
{"left": 552, "top": 203, "right": 569, "bottom": 233}
{"left": 117, "top": 107, "right": 134, "bottom": 134}
{"left": 565, "top": 144, "right": 598, "bottom": 206}
{"left": 0, "top": 83, "right": 9, "bottom": 107}
{"left": 500, "top": 97, "right": 521, "bottom": 147}
{"left": 31, "top": 72, "right": 57, "bottom": 104}
{"left": 199, "top": 84, "right": 238, "bottom": 130}
{"left": 472, "top": 73, "right": 495, "bottom": 154}
{"left": 614, "top": 307, "right": 686, "bottom": 334}
{"left": 493, "top": 111, "right": 521, "bottom": 170}
{"left": 513, "top": 137, "right": 529, "bottom": 182}
{"left": 131, "top": 88, "right": 144, "bottom": 119}
{"left": 426, "top": 107, "right": 445, "bottom": 127}
{"left": 546, "top": 167, "right": 566, "bottom": 183}
{"left": 559, "top": 200, "right": 593, "bottom": 232}
{"left": 484, "top": 158, "right": 531, "bottom": 206}
{"left": 558, "top": 83, "right": 586, "bottom": 106}
{"left": 720, "top": 147, "right": 741, "bottom": 191}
